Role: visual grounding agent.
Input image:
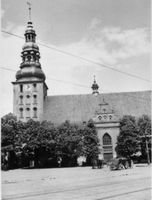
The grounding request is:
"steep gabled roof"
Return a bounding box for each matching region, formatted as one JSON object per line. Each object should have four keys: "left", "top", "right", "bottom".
{"left": 43, "top": 90, "right": 151, "bottom": 124}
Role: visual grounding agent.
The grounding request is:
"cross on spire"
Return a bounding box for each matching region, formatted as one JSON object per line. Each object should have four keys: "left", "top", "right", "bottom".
{"left": 27, "top": 1, "right": 32, "bottom": 21}
{"left": 93, "top": 75, "right": 96, "bottom": 83}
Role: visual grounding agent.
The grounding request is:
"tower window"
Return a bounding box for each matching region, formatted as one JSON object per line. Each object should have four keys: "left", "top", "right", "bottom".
{"left": 33, "top": 95, "right": 37, "bottom": 104}
{"left": 26, "top": 95, "right": 30, "bottom": 104}
{"left": 26, "top": 107, "right": 30, "bottom": 118}
{"left": 20, "top": 85, "right": 23, "bottom": 93}
{"left": 19, "top": 108, "right": 23, "bottom": 118}
{"left": 33, "top": 107, "right": 37, "bottom": 118}
{"left": 33, "top": 83, "right": 37, "bottom": 91}
{"left": 19, "top": 95, "right": 23, "bottom": 104}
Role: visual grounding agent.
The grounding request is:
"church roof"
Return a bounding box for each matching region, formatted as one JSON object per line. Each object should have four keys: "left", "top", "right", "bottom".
{"left": 43, "top": 90, "right": 151, "bottom": 124}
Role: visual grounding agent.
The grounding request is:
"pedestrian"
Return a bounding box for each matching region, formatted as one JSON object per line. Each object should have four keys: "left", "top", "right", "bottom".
{"left": 92, "top": 156, "right": 97, "bottom": 169}
{"left": 97, "top": 154, "right": 103, "bottom": 169}
{"left": 57, "top": 157, "right": 62, "bottom": 167}
{"left": 3, "top": 152, "right": 9, "bottom": 170}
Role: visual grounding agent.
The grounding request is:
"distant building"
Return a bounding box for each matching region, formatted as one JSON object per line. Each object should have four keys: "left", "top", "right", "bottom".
{"left": 12, "top": 19, "right": 151, "bottom": 161}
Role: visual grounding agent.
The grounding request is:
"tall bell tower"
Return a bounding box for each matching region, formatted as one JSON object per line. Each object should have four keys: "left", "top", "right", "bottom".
{"left": 12, "top": 4, "right": 48, "bottom": 122}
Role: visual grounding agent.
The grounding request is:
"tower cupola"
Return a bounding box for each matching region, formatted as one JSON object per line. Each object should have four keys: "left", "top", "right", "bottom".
{"left": 91, "top": 76, "right": 99, "bottom": 95}
{"left": 15, "top": 20, "right": 46, "bottom": 82}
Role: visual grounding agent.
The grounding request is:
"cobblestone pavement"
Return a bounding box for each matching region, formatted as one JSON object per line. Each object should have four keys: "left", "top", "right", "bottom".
{"left": 2, "top": 164, "right": 152, "bottom": 200}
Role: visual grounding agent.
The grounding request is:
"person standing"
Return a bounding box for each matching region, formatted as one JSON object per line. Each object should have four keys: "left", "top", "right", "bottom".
{"left": 98, "top": 154, "right": 103, "bottom": 169}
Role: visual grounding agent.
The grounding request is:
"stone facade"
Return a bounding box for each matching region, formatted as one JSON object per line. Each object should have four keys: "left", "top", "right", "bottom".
{"left": 92, "top": 99, "right": 120, "bottom": 160}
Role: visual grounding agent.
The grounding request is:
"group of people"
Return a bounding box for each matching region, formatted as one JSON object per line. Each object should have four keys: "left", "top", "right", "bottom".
{"left": 92, "top": 154, "right": 104, "bottom": 169}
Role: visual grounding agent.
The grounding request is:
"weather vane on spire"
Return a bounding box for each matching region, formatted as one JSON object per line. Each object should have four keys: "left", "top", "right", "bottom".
{"left": 27, "top": 1, "right": 32, "bottom": 21}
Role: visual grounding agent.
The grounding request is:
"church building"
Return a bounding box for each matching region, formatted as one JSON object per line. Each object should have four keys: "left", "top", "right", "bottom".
{"left": 12, "top": 19, "right": 151, "bottom": 160}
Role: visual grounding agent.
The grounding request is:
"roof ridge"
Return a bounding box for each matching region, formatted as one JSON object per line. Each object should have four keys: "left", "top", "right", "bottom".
{"left": 46, "top": 90, "right": 151, "bottom": 98}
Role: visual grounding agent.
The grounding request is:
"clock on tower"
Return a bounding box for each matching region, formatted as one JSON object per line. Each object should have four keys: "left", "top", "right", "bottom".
{"left": 25, "top": 84, "right": 31, "bottom": 91}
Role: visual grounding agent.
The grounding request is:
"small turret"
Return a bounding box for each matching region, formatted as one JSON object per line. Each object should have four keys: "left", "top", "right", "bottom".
{"left": 91, "top": 75, "right": 99, "bottom": 95}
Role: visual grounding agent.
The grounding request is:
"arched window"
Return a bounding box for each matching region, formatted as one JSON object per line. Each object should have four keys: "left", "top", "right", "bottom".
{"left": 26, "top": 107, "right": 30, "bottom": 118}
{"left": 19, "top": 108, "right": 23, "bottom": 118}
{"left": 20, "top": 84, "right": 23, "bottom": 93}
{"left": 26, "top": 95, "right": 30, "bottom": 104}
{"left": 103, "top": 115, "right": 107, "bottom": 120}
{"left": 19, "top": 95, "right": 23, "bottom": 104}
{"left": 33, "top": 83, "right": 37, "bottom": 91}
{"left": 109, "top": 115, "right": 112, "bottom": 120}
{"left": 33, "top": 107, "right": 37, "bottom": 118}
{"left": 98, "top": 116, "right": 102, "bottom": 120}
{"left": 33, "top": 95, "right": 37, "bottom": 104}
{"left": 103, "top": 133, "right": 112, "bottom": 146}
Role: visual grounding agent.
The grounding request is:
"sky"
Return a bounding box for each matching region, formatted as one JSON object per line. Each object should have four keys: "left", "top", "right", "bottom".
{"left": 1, "top": 0, "right": 151, "bottom": 116}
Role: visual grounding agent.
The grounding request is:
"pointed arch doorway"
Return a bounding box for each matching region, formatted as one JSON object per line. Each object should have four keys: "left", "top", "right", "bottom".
{"left": 103, "top": 133, "right": 113, "bottom": 161}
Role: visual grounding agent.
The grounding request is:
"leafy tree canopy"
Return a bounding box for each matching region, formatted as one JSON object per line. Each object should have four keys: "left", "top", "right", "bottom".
{"left": 116, "top": 115, "right": 140, "bottom": 158}
{"left": 1, "top": 116, "right": 100, "bottom": 167}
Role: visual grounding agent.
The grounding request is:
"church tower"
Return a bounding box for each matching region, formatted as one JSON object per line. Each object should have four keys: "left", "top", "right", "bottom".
{"left": 12, "top": 12, "right": 48, "bottom": 122}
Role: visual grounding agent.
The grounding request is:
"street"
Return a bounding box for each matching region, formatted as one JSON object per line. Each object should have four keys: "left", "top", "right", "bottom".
{"left": 2, "top": 164, "right": 152, "bottom": 200}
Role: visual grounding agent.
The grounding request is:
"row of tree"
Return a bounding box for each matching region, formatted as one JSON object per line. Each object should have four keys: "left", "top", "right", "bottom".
{"left": 1, "top": 113, "right": 151, "bottom": 169}
{"left": 1, "top": 113, "right": 100, "bottom": 169}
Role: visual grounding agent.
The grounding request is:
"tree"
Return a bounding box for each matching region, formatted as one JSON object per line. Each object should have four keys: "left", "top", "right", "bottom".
{"left": 20, "top": 119, "right": 57, "bottom": 167}
{"left": 1, "top": 113, "right": 18, "bottom": 147}
{"left": 116, "top": 115, "right": 140, "bottom": 158}
{"left": 56, "top": 121, "right": 80, "bottom": 166}
{"left": 1, "top": 113, "right": 23, "bottom": 169}
{"left": 137, "top": 115, "right": 151, "bottom": 163}
{"left": 81, "top": 120, "right": 100, "bottom": 161}
{"left": 55, "top": 120, "right": 100, "bottom": 167}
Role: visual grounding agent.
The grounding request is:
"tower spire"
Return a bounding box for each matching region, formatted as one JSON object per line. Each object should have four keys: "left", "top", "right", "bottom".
{"left": 15, "top": 3, "right": 46, "bottom": 81}
{"left": 27, "top": 1, "right": 32, "bottom": 22}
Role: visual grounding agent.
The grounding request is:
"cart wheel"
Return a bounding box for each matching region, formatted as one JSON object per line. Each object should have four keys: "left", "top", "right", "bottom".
{"left": 118, "top": 163, "right": 124, "bottom": 170}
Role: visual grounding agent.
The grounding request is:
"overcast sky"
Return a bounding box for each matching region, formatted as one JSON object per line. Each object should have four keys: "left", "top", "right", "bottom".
{"left": 1, "top": 0, "right": 151, "bottom": 116}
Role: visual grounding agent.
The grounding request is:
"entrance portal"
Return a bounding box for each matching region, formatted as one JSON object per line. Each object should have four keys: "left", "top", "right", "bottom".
{"left": 103, "top": 133, "right": 113, "bottom": 161}
{"left": 103, "top": 153, "right": 113, "bottom": 161}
